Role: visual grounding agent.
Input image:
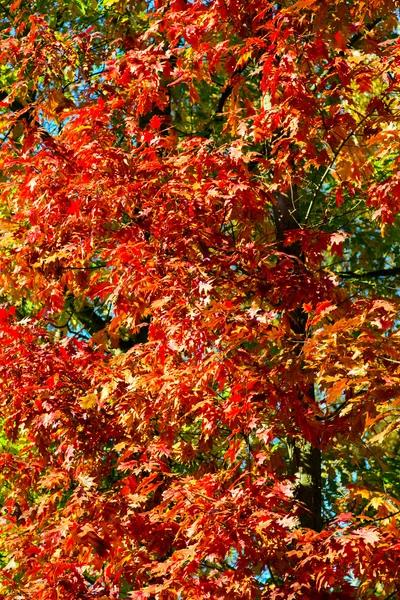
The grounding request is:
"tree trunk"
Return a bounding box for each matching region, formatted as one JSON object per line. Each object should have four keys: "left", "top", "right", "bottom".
{"left": 288, "top": 439, "right": 322, "bottom": 531}
{"left": 273, "top": 188, "right": 322, "bottom": 531}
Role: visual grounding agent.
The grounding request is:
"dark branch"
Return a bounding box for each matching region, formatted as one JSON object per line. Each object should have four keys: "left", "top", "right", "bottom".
{"left": 339, "top": 267, "right": 400, "bottom": 279}
{"left": 347, "top": 17, "right": 383, "bottom": 49}
{"left": 216, "top": 84, "right": 234, "bottom": 114}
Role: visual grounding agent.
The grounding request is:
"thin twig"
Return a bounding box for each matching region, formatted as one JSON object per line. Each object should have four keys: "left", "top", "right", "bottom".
{"left": 305, "top": 111, "right": 372, "bottom": 224}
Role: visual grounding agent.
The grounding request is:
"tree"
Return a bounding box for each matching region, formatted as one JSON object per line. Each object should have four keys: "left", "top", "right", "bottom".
{"left": 0, "top": 0, "right": 400, "bottom": 597}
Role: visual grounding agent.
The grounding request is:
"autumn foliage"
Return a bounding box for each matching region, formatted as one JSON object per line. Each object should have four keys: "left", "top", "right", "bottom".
{"left": 0, "top": 0, "right": 400, "bottom": 597}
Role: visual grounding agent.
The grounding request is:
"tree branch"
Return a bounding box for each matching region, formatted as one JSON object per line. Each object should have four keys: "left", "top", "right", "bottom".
{"left": 339, "top": 267, "right": 400, "bottom": 279}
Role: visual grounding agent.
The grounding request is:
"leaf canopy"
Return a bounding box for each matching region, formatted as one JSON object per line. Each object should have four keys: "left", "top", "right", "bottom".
{"left": 0, "top": 0, "right": 400, "bottom": 598}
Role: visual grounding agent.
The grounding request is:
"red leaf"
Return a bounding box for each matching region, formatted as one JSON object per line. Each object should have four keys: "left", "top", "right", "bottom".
{"left": 149, "top": 115, "right": 162, "bottom": 129}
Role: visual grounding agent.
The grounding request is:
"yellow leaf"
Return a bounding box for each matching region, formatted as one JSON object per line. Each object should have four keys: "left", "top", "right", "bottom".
{"left": 368, "top": 496, "right": 385, "bottom": 510}
{"left": 80, "top": 392, "right": 97, "bottom": 409}
{"left": 370, "top": 420, "right": 399, "bottom": 444}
